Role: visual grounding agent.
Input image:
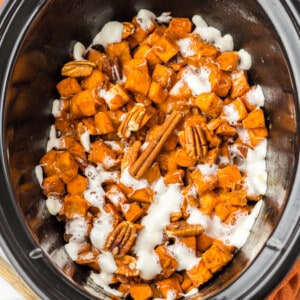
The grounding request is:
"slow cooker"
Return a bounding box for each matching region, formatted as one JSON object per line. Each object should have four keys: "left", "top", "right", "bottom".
{"left": 0, "top": 0, "right": 300, "bottom": 299}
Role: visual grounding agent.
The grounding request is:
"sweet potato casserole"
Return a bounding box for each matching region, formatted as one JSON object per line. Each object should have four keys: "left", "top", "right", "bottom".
{"left": 37, "top": 9, "right": 268, "bottom": 299}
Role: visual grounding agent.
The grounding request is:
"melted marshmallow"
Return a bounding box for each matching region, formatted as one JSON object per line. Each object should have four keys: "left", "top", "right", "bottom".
{"left": 192, "top": 15, "right": 234, "bottom": 52}
{"left": 222, "top": 102, "right": 240, "bottom": 125}
{"left": 136, "top": 9, "right": 156, "bottom": 31}
{"left": 177, "top": 37, "right": 197, "bottom": 57}
{"left": 65, "top": 216, "right": 88, "bottom": 243}
{"left": 90, "top": 252, "right": 123, "bottom": 297}
{"left": 35, "top": 165, "right": 44, "bottom": 187}
{"left": 52, "top": 99, "right": 61, "bottom": 117}
{"left": 46, "top": 125, "right": 61, "bottom": 151}
{"left": 73, "top": 41, "right": 86, "bottom": 61}
{"left": 246, "top": 85, "right": 265, "bottom": 107}
{"left": 120, "top": 167, "right": 148, "bottom": 190}
{"left": 156, "top": 12, "right": 172, "bottom": 24}
{"left": 134, "top": 179, "right": 183, "bottom": 279}
{"left": 80, "top": 130, "right": 90, "bottom": 152}
{"left": 46, "top": 196, "right": 62, "bottom": 215}
{"left": 238, "top": 49, "right": 252, "bottom": 70}
{"left": 93, "top": 21, "right": 123, "bottom": 48}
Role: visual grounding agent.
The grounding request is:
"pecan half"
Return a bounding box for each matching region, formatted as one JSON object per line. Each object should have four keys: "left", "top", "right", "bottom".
{"left": 185, "top": 124, "right": 208, "bottom": 161}
{"left": 118, "top": 104, "right": 151, "bottom": 139}
{"left": 104, "top": 221, "right": 137, "bottom": 257}
{"left": 164, "top": 221, "right": 204, "bottom": 237}
{"left": 61, "top": 60, "right": 96, "bottom": 77}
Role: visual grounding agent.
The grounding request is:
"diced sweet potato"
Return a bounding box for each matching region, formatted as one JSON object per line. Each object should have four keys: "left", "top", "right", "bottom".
{"left": 222, "top": 98, "right": 248, "bottom": 122}
{"left": 216, "top": 51, "right": 239, "bottom": 71}
{"left": 216, "top": 165, "right": 242, "bottom": 189}
{"left": 56, "top": 77, "right": 82, "bottom": 97}
{"left": 54, "top": 151, "right": 78, "bottom": 183}
{"left": 134, "top": 43, "right": 162, "bottom": 69}
{"left": 145, "top": 25, "right": 167, "bottom": 46}
{"left": 155, "top": 245, "right": 178, "bottom": 278}
{"left": 196, "top": 234, "right": 214, "bottom": 253}
{"left": 209, "top": 69, "right": 232, "bottom": 97}
{"left": 152, "top": 64, "right": 173, "bottom": 88}
{"left": 81, "top": 69, "right": 108, "bottom": 89}
{"left": 178, "top": 236, "right": 196, "bottom": 254}
{"left": 165, "top": 18, "right": 193, "bottom": 39}
{"left": 94, "top": 111, "right": 115, "bottom": 134}
{"left": 128, "top": 187, "right": 154, "bottom": 204}
{"left": 231, "top": 70, "right": 250, "bottom": 98}
{"left": 121, "top": 202, "right": 144, "bottom": 222}
{"left": 242, "top": 108, "right": 265, "bottom": 129}
{"left": 129, "top": 283, "right": 153, "bottom": 300}
{"left": 181, "top": 271, "right": 194, "bottom": 293}
{"left": 215, "top": 121, "right": 237, "bottom": 136}
{"left": 67, "top": 174, "right": 88, "bottom": 196}
{"left": 42, "top": 175, "right": 65, "bottom": 196}
{"left": 156, "top": 277, "right": 183, "bottom": 300}
{"left": 219, "top": 190, "right": 247, "bottom": 206}
{"left": 175, "top": 148, "right": 197, "bottom": 168}
{"left": 164, "top": 169, "right": 185, "bottom": 186}
{"left": 186, "top": 259, "right": 213, "bottom": 288}
{"left": 88, "top": 140, "right": 120, "bottom": 169}
{"left": 195, "top": 92, "right": 224, "bottom": 118}
{"left": 214, "top": 202, "right": 232, "bottom": 221}
{"left": 100, "top": 84, "right": 131, "bottom": 110}
{"left": 63, "top": 194, "right": 89, "bottom": 218}
{"left": 143, "top": 162, "right": 161, "bottom": 184}
{"left": 40, "top": 149, "right": 57, "bottom": 176}
{"left": 106, "top": 41, "right": 132, "bottom": 62}
{"left": 71, "top": 89, "right": 97, "bottom": 118}
{"left": 148, "top": 81, "right": 169, "bottom": 103}
{"left": 199, "top": 192, "right": 218, "bottom": 216}
{"left": 202, "top": 241, "right": 233, "bottom": 273}
{"left": 123, "top": 58, "right": 151, "bottom": 95}
{"left": 153, "top": 35, "right": 179, "bottom": 63}
{"left": 190, "top": 169, "right": 217, "bottom": 195}
{"left": 247, "top": 127, "right": 268, "bottom": 146}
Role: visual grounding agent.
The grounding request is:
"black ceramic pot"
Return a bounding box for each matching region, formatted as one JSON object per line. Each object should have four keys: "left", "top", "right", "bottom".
{"left": 0, "top": 1, "right": 300, "bottom": 299}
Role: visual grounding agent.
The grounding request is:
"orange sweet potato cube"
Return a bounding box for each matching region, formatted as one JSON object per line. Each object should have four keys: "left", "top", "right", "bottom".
{"left": 155, "top": 245, "right": 178, "bottom": 278}
{"left": 145, "top": 25, "right": 167, "bottom": 46}
{"left": 190, "top": 168, "right": 218, "bottom": 195}
{"left": 195, "top": 92, "right": 224, "bottom": 118}
{"left": 215, "top": 121, "right": 237, "bottom": 136}
{"left": 134, "top": 43, "right": 162, "bottom": 69}
{"left": 42, "top": 175, "right": 65, "bottom": 196}
{"left": 216, "top": 51, "right": 239, "bottom": 71}
{"left": 63, "top": 194, "right": 89, "bottom": 218}
{"left": 94, "top": 111, "right": 115, "bottom": 135}
{"left": 175, "top": 149, "right": 197, "bottom": 168}
{"left": 209, "top": 69, "right": 232, "bottom": 98}
{"left": 231, "top": 70, "right": 250, "bottom": 98}
{"left": 106, "top": 41, "right": 131, "bottom": 62}
{"left": 164, "top": 169, "right": 185, "bottom": 186}
{"left": 219, "top": 190, "right": 247, "bottom": 206}
{"left": 71, "top": 89, "right": 97, "bottom": 118}
{"left": 67, "top": 174, "right": 88, "bottom": 196}
{"left": 156, "top": 277, "right": 183, "bottom": 299}
{"left": 152, "top": 64, "right": 173, "bottom": 87}
{"left": 215, "top": 202, "right": 232, "bottom": 221}
{"left": 88, "top": 140, "right": 119, "bottom": 169}
{"left": 123, "top": 58, "right": 151, "bottom": 95}
{"left": 178, "top": 236, "right": 196, "bottom": 254}
{"left": 222, "top": 98, "right": 248, "bottom": 122}
{"left": 217, "top": 165, "right": 242, "bottom": 189}
{"left": 54, "top": 151, "right": 78, "bottom": 183}
{"left": 242, "top": 108, "right": 265, "bottom": 129}
{"left": 121, "top": 202, "right": 144, "bottom": 222}
{"left": 40, "top": 149, "right": 57, "bottom": 176}
{"left": 129, "top": 283, "right": 153, "bottom": 300}
{"left": 165, "top": 18, "right": 192, "bottom": 39}
{"left": 199, "top": 192, "right": 218, "bottom": 216}
{"left": 143, "top": 162, "right": 161, "bottom": 184}
{"left": 128, "top": 187, "right": 154, "bottom": 204}
{"left": 153, "top": 35, "right": 179, "bottom": 63}
{"left": 81, "top": 69, "right": 107, "bottom": 89}
{"left": 100, "top": 84, "right": 131, "bottom": 110}
{"left": 56, "top": 77, "right": 82, "bottom": 97}
{"left": 196, "top": 234, "right": 214, "bottom": 253}
{"left": 186, "top": 259, "right": 213, "bottom": 288}
{"left": 247, "top": 127, "right": 268, "bottom": 146}
{"left": 202, "top": 242, "right": 233, "bottom": 273}
{"left": 148, "top": 81, "right": 169, "bottom": 104}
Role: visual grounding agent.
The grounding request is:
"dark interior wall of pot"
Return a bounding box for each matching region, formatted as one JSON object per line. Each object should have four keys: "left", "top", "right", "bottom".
{"left": 2, "top": 0, "right": 298, "bottom": 299}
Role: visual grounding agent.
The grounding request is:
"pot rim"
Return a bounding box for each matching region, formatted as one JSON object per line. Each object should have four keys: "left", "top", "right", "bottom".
{"left": 0, "top": 1, "right": 299, "bottom": 299}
